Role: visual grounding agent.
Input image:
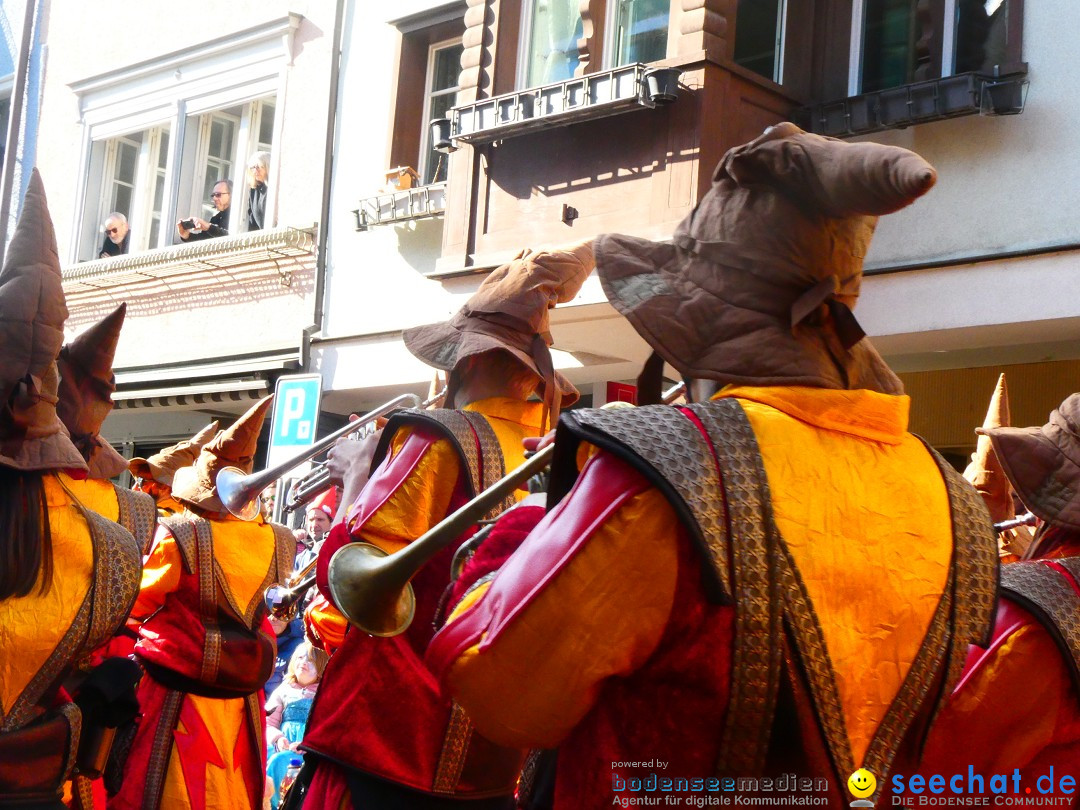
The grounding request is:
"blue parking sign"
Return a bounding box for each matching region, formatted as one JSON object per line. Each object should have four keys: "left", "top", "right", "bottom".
{"left": 268, "top": 374, "right": 322, "bottom": 471}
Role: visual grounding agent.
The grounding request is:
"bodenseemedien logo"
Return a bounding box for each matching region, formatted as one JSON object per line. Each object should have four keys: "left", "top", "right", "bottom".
{"left": 848, "top": 768, "right": 877, "bottom": 807}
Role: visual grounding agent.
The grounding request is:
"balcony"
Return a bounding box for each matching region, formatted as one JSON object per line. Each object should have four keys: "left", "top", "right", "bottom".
{"left": 62, "top": 226, "right": 316, "bottom": 306}
{"left": 353, "top": 182, "right": 446, "bottom": 231}
{"left": 448, "top": 63, "right": 679, "bottom": 146}
{"left": 803, "top": 65, "right": 1029, "bottom": 138}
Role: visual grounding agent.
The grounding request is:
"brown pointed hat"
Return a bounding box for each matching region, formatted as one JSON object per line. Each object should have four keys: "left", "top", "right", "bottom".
{"left": 402, "top": 241, "right": 594, "bottom": 425}
{"left": 963, "top": 373, "right": 1014, "bottom": 523}
{"left": 0, "top": 170, "right": 88, "bottom": 473}
{"left": 172, "top": 396, "right": 273, "bottom": 514}
{"left": 594, "top": 122, "right": 937, "bottom": 394}
{"left": 129, "top": 420, "right": 219, "bottom": 488}
{"left": 56, "top": 302, "right": 128, "bottom": 479}
{"left": 980, "top": 393, "right": 1080, "bottom": 531}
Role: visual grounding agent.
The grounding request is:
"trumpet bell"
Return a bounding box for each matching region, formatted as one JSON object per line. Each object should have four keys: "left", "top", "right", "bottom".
{"left": 327, "top": 542, "right": 416, "bottom": 637}
{"left": 217, "top": 466, "right": 261, "bottom": 521}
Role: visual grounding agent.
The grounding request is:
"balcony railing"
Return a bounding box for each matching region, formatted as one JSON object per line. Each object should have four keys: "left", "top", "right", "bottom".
{"left": 62, "top": 226, "right": 316, "bottom": 303}
{"left": 448, "top": 63, "right": 678, "bottom": 146}
{"left": 803, "top": 65, "right": 1029, "bottom": 138}
{"left": 353, "top": 182, "right": 446, "bottom": 231}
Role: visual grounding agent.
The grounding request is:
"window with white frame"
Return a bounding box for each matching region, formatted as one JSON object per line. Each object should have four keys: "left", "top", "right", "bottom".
{"left": 608, "top": 0, "right": 669, "bottom": 67}
{"left": 520, "top": 0, "right": 583, "bottom": 87}
{"left": 853, "top": 0, "right": 1018, "bottom": 94}
{"left": 70, "top": 15, "right": 297, "bottom": 264}
{"left": 420, "top": 40, "right": 463, "bottom": 185}
{"left": 78, "top": 96, "right": 276, "bottom": 260}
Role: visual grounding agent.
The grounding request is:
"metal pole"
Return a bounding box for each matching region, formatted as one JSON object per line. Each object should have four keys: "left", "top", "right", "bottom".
{"left": 0, "top": 0, "right": 39, "bottom": 266}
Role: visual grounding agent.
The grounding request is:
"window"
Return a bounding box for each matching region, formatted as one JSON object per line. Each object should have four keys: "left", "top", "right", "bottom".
{"left": 733, "top": 0, "right": 788, "bottom": 82}
{"left": 609, "top": 0, "right": 669, "bottom": 67}
{"left": 69, "top": 15, "right": 298, "bottom": 264}
{"left": 520, "top": 0, "right": 583, "bottom": 87}
{"left": 78, "top": 96, "right": 275, "bottom": 260}
{"left": 420, "top": 41, "right": 463, "bottom": 185}
{"left": 89, "top": 126, "right": 170, "bottom": 254}
{"left": 387, "top": 12, "right": 464, "bottom": 188}
{"left": 853, "top": 0, "right": 1019, "bottom": 94}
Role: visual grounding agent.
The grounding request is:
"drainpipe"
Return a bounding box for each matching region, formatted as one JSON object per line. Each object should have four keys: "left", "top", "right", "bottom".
{"left": 311, "top": 0, "right": 347, "bottom": 359}
{"left": 0, "top": 0, "right": 39, "bottom": 264}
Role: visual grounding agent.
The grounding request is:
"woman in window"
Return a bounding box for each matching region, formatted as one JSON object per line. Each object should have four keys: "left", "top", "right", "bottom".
{"left": 247, "top": 151, "right": 271, "bottom": 231}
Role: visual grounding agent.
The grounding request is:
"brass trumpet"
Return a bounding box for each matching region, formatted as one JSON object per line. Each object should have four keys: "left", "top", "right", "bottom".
{"left": 327, "top": 381, "right": 687, "bottom": 637}
{"left": 282, "top": 386, "right": 448, "bottom": 514}
{"left": 217, "top": 392, "right": 423, "bottom": 521}
{"left": 265, "top": 556, "right": 319, "bottom": 621}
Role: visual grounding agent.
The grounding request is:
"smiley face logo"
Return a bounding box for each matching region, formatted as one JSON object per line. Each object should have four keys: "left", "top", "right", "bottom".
{"left": 848, "top": 768, "right": 877, "bottom": 799}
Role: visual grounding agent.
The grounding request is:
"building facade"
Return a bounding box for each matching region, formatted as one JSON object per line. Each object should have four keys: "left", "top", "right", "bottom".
{"left": 14, "top": 0, "right": 1076, "bottom": 487}
{"left": 33, "top": 1, "right": 342, "bottom": 472}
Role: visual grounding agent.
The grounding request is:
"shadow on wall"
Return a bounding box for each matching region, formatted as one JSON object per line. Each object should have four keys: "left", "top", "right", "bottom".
{"left": 65, "top": 264, "right": 317, "bottom": 330}
{"left": 394, "top": 217, "right": 446, "bottom": 276}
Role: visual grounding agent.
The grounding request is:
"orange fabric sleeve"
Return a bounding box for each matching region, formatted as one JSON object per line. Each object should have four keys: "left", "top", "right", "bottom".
{"left": 921, "top": 623, "right": 1070, "bottom": 773}
{"left": 441, "top": 455, "right": 679, "bottom": 749}
{"left": 130, "top": 525, "right": 184, "bottom": 621}
{"left": 353, "top": 432, "right": 461, "bottom": 553}
{"left": 305, "top": 593, "right": 349, "bottom": 655}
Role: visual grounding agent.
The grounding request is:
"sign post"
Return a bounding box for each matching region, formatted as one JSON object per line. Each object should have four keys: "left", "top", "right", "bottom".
{"left": 268, "top": 372, "right": 322, "bottom": 480}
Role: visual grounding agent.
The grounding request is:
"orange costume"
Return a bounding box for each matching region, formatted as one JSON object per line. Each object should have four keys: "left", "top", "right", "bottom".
{"left": 427, "top": 125, "right": 1002, "bottom": 807}
{"left": 55, "top": 304, "right": 156, "bottom": 555}
{"left": 0, "top": 172, "right": 141, "bottom": 808}
{"left": 112, "top": 397, "right": 294, "bottom": 810}
{"left": 301, "top": 244, "right": 592, "bottom": 808}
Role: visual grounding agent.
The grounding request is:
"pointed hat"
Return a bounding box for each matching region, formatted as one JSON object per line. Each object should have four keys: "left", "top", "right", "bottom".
{"left": 963, "top": 373, "right": 1014, "bottom": 522}
{"left": 172, "top": 396, "right": 273, "bottom": 514}
{"left": 594, "top": 123, "right": 936, "bottom": 394}
{"left": 0, "top": 170, "right": 88, "bottom": 472}
{"left": 403, "top": 240, "right": 594, "bottom": 427}
{"left": 56, "top": 302, "right": 128, "bottom": 479}
{"left": 129, "top": 420, "right": 220, "bottom": 488}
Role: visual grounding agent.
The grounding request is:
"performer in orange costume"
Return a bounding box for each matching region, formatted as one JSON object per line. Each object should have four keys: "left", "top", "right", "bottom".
{"left": 426, "top": 124, "right": 1001, "bottom": 807}
{"left": 0, "top": 171, "right": 141, "bottom": 808}
{"left": 128, "top": 421, "right": 219, "bottom": 519}
{"left": 297, "top": 243, "right": 593, "bottom": 808}
{"left": 54, "top": 303, "right": 156, "bottom": 554}
{"left": 111, "top": 397, "right": 294, "bottom": 810}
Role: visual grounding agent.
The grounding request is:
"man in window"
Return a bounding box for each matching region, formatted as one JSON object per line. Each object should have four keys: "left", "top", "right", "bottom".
{"left": 99, "top": 212, "right": 130, "bottom": 258}
{"left": 177, "top": 179, "right": 232, "bottom": 242}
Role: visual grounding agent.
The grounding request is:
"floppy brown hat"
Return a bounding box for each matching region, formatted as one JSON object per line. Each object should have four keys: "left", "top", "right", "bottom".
{"left": 963, "top": 373, "right": 1014, "bottom": 523}
{"left": 56, "top": 302, "right": 128, "bottom": 479}
{"left": 403, "top": 240, "right": 593, "bottom": 425}
{"left": 981, "top": 393, "right": 1080, "bottom": 531}
{"left": 594, "top": 122, "right": 937, "bottom": 394}
{"left": 172, "top": 396, "right": 273, "bottom": 515}
{"left": 0, "top": 170, "right": 88, "bottom": 473}
{"left": 129, "top": 420, "right": 219, "bottom": 488}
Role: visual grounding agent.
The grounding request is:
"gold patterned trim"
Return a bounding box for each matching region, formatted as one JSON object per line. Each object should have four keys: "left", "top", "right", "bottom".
{"left": 113, "top": 484, "right": 158, "bottom": 556}
{"left": 142, "top": 689, "right": 183, "bottom": 810}
{"left": 2, "top": 490, "right": 139, "bottom": 733}
{"left": 381, "top": 409, "right": 484, "bottom": 497}
{"left": 690, "top": 400, "right": 782, "bottom": 776}
{"left": 462, "top": 411, "right": 513, "bottom": 519}
{"left": 556, "top": 405, "right": 732, "bottom": 601}
{"left": 160, "top": 516, "right": 199, "bottom": 573}
{"left": 192, "top": 519, "right": 221, "bottom": 684}
{"left": 432, "top": 701, "right": 474, "bottom": 794}
{"left": 271, "top": 522, "right": 297, "bottom": 589}
{"left": 1000, "top": 560, "right": 1080, "bottom": 691}
{"left": 58, "top": 701, "right": 83, "bottom": 786}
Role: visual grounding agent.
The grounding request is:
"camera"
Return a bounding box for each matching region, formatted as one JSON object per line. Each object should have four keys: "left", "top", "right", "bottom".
{"left": 180, "top": 218, "right": 197, "bottom": 230}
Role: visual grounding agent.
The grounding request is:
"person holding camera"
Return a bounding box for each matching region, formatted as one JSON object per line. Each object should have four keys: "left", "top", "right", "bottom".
{"left": 177, "top": 179, "right": 231, "bottom": 242}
